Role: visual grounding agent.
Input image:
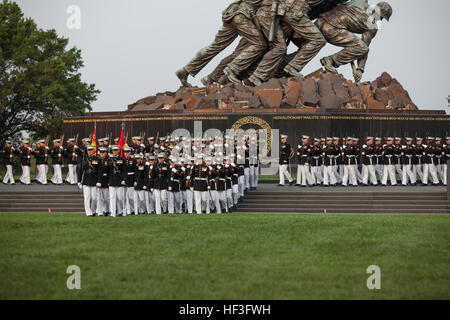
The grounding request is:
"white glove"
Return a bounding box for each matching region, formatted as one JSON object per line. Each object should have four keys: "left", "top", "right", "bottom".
{"left": 134, "top": 182, "right": 137, "bottom": 187}
{"left": 151, "top": 188, "right": 154, "bottom": 192}
{"left": 143, "top": 186, "right": 147, "bottom": 190}
{"left": 77, "top": 183, "right": 82, "bottom": 190}
{"left": 96, "top": 183, "right": 101, "bottom": 187}
{"left": 168, "top": 187, "right": 172, "bottom": 191}
{"left": 207, "top": 186, "right": 211, "bottom": 190}
{"left": 121, "top": 180, "right": 125, "bottom": 186}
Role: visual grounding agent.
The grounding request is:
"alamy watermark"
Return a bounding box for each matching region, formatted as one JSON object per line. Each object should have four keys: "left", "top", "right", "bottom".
{"left": 66, "top": 265, "right": 81, "bottom": 290}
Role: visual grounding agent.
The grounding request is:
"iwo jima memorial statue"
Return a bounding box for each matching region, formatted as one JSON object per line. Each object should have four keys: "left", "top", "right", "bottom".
{"left": 64, "top": 0, "right": 449, "bottom": 154}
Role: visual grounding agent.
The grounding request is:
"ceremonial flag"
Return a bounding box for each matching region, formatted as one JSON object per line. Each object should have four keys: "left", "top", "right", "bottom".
{"left": 92, "top": 123, "right": 97, "bottom": 153}
{"left": 118, "top": 124, "right": 126, "bottom": 157}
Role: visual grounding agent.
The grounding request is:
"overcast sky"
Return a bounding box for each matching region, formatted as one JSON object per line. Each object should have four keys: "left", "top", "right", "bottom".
{"left": 15, "top": 0, "right": 450, "bottom": 112}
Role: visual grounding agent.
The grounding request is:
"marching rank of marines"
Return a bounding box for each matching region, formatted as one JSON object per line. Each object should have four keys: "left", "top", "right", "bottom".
{"left": 176, "top": 0, "right": 393, "bottom": 87}
{"left": 2, "top": 135, "right": 261, "bottom": 217}
{"left": 278, "top": 135, "right": 450, "bottom": 187}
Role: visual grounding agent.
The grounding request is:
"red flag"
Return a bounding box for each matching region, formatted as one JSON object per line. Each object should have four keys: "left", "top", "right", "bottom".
{"left": 92, "top": 124, "right": 97, "bottom": 154}
{"left": 118, "top": 127, "right": 125, "bottom": 158}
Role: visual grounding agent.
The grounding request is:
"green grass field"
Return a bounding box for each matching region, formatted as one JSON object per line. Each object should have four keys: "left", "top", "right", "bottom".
{"left": 0, "top": 212, "right": 449, "bottom": 300}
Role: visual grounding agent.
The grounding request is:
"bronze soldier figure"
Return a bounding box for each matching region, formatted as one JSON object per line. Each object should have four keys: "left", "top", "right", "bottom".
{"left": 176, "top": 0, "right": 267, "bottom": 87}
{"left": 317, "top": 1, "right": 392, "bottom": 82}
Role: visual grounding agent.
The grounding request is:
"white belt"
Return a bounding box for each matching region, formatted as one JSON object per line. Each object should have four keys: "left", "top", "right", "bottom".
{"left": 127, "top": 172, "right": 135, "bottom": 175}
{"left": 195, "top": 178, "right": 207, "bottom": 181}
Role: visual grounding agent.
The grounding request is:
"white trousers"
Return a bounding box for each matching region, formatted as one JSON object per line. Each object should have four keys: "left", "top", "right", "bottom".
{"left": 96, "top": 188, "right": 109, "bottom": 215}
{"left": 232, "top": 184, "right": 239, "bottom": 205}
{"left": 20, "top": 165, "right": 31, "bottom": 184}
{"left": 250, "top": 165, "right": 258, "bottom": 188}
{"left": 238, "top": 175, "right": 245, "bottom": 197}
{"left": 375, "top": 164, "right": 384, "bottom": 182}
{"left": 109, "top": 186, "right": 124, "bottom": 217}
{"left": 168, "top": 191, "right": 182, "bottom": 213}
{"left": 36, "top": 164, "right": 47, "bottom": 184}
{"left": 185, "top": 189, "right": 194, "bottom": 213}
{"left": 342, "top": 165, "right": 358, "bottom": 186}
{"left": 51, "top": 164, "right": 63, "bottom": 184}
{"left": 279, "top": 164, "right": 293, "bottom": 185}
{"left": 153, "top": 189, "right": 168, "bottom": 214}
{"left": 66, "top": 164, "right": 78, "bottom": 184}
{"left": 125, "top": 187, "right": 135, "bottom": 214}
{"left": 402, "top": 164, "right": 416, "bottom": 185}
{"left": 134, "top": 190, "right": 146, "bottom": 214}
{"left": 310, "top": 166, "right": 323, "bottom": 185}
{"left": 194, "top": 190, "right": 210, "bottom": 214}
{"left": 354, "top": 165, "right": 363, "bottom": 183}
{"left": 218, "top": 190, "right": 229, "bottom": 213}
{"left": 2, "top": 165, "right": 15, "bottom": 184}
{"left": 332, "top": 165, "right": 341, "bottom": 183}
{"left": 296, "top": 164, "right": 313, "bottom": 186}
{"left": 244, "top": 167, "right": 250, "bottom": 190}
{"left": 83, "top": 185, "right": 97, "bottom": 216}
{"left": 394, "top": 164, "right": 403, "bottom": 179}
{"left": 145, "top": 191, "right": 155, "bottom": 214}
{"left": 210, "top": 190, "right": 221, "bottom": 213}
{"left": 436, "top": 164, "right": 446, "bottom": 184}
{"left": 382, "top": 164, "right": 397, "bottom": 185}
{"left": 423, "top": 163, "right": 439, "bottom": 185}
{"left": 413, "top": 164, "right": 424, "bottom": 182}
{"left": 323, "top": 166, "right": 337, "bottom": 186}
{"left": 362, "top": 164, "right": 378, "bottom": 185}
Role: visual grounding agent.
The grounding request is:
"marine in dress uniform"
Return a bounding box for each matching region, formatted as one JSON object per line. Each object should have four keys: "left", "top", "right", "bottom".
{"left": 1, "top": 140, "right": 15, "bottom": 185}
{"left": 310, "top": 138, "right": 323, "bottom": 186}
{"left": 413, "top": 137, "right": 425, "bottom": 184}
{"left": 49, "top": 139, "right": 63, "bottom": 185}
{"left": 133, "top": 154, "right": 148, "bottom": 215}
{"left": 33, "top": 140, "right": 48, "bottom": 185}
{"left": 78, "top": 145, "right": 99, "bottom": 217}
{"left": 434, "top": 137, "right": 446, "bottom": 184}
{"left": 144, "top": 155, "right": 156, "bottom": 214}
{"left": 150, "top": 153, "right": 170, "bottom": 215}
{"left": 444, "top": 137, "right": 450, "bottom": 185}
{"left": 381, "top": 137, "right": 397, "bottom": 186}
{"left": 96, "top": 147, "right": 110, "bottom": 216}
{"left": 108, "top": 146, "right": 126, "bottom": 217}
{"left": 191, "top": 156, "right": 211, "bottom": 214}
{"left": 332, "top": 137, "right": 343, "bottom": 183}
{"left": 393, "top": 137, "right": 404, "bottom": 184}
{"left": 296, "top": 135, "right": 313, "bottom": 186}
{"left": 342, "top": 137, "right": 358, "bottom": 186}
{"left": 374, "top": 137, "right": 384, "bottom": 182}
{"left": 361, "top": 137, "right": 378, "bottom": 186}
{"left": 167, "top": 158, "right": 182, "bottom": 214}
{"left": 18, "top": 139, "right": 32, "bottom": 185}
{"left": 63, "top": 138, "right": 80, "bottom": 185}
{"left": 322, "top": 137, "right": 338, "bottom": 186}
{"left": 279, "top": 134, "right": 294, "bottom": 186}
{"left": 423, "top": 137, "right": 440, "bottom": 185}
{"left": 123, "top": 148, "right": 136, "bottom": 215}
{"left": 402, "top": 137, "right": 417, "bottom": 186}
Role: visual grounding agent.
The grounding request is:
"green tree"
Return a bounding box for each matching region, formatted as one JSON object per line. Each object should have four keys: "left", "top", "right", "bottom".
{"left": 0, "top": 0, "right": 99, "bottom": 144}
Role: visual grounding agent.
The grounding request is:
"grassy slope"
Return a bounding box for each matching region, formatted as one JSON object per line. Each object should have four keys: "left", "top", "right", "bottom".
{"left": 0, "top": 212, "right": 449, "bottom": 300}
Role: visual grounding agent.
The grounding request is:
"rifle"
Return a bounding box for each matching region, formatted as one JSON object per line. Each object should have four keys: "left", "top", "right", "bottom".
{"left": 44, "top": 135, "right": 50, "bottom": 163}
{"left": 72, "top": 133, "right": 79, "bottom": 162}
{"left": 59, "top": 135, "right": 65, "bottom": 163}
{"left": 269, "top": 0, "right": 281, "bottom": 43}
{"left": 28, "top": 135, "right": 34, "bottom": 166}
